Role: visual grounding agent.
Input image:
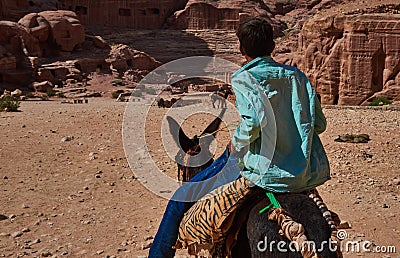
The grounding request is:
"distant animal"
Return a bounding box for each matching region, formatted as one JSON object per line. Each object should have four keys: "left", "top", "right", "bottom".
{"left": 157, "top": 98, "right": 165, "bottom": 108}
{"left": 334, "top": 134, "right": 370, "bottom": 143}
{"left": 210, "top": 88, "right": 233, "bottom": 108}
{"left": 167, "top": 113, "right": 341, "bottom": 258}
{"left": 158, "top": 97, "right": 180, "bottom": 108}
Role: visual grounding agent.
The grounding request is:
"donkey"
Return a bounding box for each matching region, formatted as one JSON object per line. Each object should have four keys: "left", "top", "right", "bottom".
{"left": 166, "top": 108, "right": 226, "bottom": 182}
{"left": 158, "top": 97, "right": 180, "bottom": 108}
{"left": 167, "top": 114, "right": 340, "bottom": 258}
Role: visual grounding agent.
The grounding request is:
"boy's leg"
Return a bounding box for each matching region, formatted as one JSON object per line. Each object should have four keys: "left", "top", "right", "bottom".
{"left": 148, "top": 199, "right": 190, "bottom": 258}
{"left": 149, "top": 147, "right": 239, "bottom": 258}
{"left": 175, "top": 177, "right": 254, "bottom": 251}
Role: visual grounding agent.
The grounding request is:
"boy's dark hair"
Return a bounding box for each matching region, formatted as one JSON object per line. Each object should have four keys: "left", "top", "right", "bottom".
{"left": 236, "top": 18, "right": 275, "bottom": 58}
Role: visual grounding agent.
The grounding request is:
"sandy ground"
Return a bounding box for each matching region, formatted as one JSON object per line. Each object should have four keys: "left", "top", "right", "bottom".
{"left": 0, "top": 98, "right": 399, "bottom": 258}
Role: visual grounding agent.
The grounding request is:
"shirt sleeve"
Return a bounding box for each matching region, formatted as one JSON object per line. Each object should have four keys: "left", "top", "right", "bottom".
{"left": 312, "top": 87, "right": 327, "bottom": 134}
{"left": 231, "top": 76, "right": 262, "bottom": 153}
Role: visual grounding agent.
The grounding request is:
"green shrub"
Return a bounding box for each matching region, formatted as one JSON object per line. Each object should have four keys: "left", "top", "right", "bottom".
{"left": 113, "top": 79, "right": 123, "bottom": 86}
{"left": 46, "top": 89, "right": 56, "bottom": 97}
{"left": 369, "top": 97, "right": 392, "bottom": 106}
{"left": 57, "top": 92, "right": 66, "bottom": 98}
{"left": 0, "top": 96, "right": 20, "bottom": 112}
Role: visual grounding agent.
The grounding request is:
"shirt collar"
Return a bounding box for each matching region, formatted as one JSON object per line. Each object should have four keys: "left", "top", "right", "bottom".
{"left": 232, "top": 56, "right": 273, "bottom": 78}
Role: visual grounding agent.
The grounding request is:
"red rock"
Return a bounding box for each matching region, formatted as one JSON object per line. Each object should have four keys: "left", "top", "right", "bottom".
{"left": 0, "top": 21, "right": 39, "bottom": 85}
{"left": 168, "top": 0, "right": 271, "bottom": 30}
{"left": 33, "top": 80, "right": 53, "bottom": 92}
{"left": 2, "top": 69, "right": 34, "bottom": 85}
{"left": 75, "top": 59, "right": 108, "bottom": 74}
{"left": 37, "top": 68, "right": 56, "bottom": 83}
{"left": 294, "top": 14, "right": 400, "bottom": 105}
{"left": 39, "top": 62, "right": 75, "bottom": 83}
{"left": 38, "top": 10, "right": 85, "bottom": 52}
{"left": 0, "top": 0, "right": 57, "bottom": 20}
{"left": 0, "top": 56, "right": 17, "bottom": 71}
{"left": 106, "top": 44, "right": 161, "bottom": 73}
{"left": 85, "top": 35, "right": 108, "bottom": 49}
{"left": 59, "top": 0, "right": 187, "bottom": 29}
{"left": 0, "top": 21, "right": 41, "bottom": 58}
{"left": 18, "top": 13, "right": 50, "bottom": 43}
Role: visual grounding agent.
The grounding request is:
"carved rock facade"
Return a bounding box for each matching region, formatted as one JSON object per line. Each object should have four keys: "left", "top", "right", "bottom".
{"left": 167, "top": 0, "right": 269, "bottom": 30}
{"left": 295, "top": 14, "right": 400, "bottom": 105}
{"left": 57, "top": 0, "right": 187, "bottom": 29}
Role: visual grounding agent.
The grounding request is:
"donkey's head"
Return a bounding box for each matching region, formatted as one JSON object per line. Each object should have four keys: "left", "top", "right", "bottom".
{"left": 167, "top": 109, "right": 225, "bottom": 182}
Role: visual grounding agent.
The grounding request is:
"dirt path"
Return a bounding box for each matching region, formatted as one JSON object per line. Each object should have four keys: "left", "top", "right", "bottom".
{"left": 0, "top": 99, "right": 399, "bottom": 257}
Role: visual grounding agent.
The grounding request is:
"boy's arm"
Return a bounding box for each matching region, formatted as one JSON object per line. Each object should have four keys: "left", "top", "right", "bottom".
{"left": 313, "top": 89, "right": 327, "bottom": 135}
{"left": 231, "top": 77, "right": 262, "bottom": 153}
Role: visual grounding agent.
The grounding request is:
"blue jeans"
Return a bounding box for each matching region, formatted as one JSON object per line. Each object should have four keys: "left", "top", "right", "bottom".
{"left": 149, "top": 147, "right": 241, "bottom": 258}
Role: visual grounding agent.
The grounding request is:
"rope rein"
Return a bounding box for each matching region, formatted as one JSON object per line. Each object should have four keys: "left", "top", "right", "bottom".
{"left": 196, "top": 122, "right": 240, "bottom": 140}
{"left": 182, "top": 144, "right": 201, "bottom": 182}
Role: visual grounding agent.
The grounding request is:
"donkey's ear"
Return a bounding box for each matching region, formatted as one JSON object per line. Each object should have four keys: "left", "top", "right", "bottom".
{"left": 200, "top": 108, "right": 226, "bottom": 137}
{"left": 166, "top": 116, "right": 195, "bottom": 153}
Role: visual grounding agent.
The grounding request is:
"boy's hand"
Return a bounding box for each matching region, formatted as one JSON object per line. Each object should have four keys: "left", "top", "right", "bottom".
{"left": 228, "top": 140, "right": 236, "bottom": 155}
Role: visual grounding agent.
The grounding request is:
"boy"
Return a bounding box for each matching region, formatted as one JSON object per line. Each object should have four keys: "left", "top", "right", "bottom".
{"left": 150, "top": 17, "right": 330, "bottom": 257}
{"left": 229, "top": 17, "right": 330, "bottom": 192}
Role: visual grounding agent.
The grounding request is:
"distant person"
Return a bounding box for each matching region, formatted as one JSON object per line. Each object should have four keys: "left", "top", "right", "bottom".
{"left": 210, "top": 90, "right": 218, "bottom": 108}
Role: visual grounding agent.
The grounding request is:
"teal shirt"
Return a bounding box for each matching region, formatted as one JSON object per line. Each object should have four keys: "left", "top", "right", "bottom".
{"left": 231, "top": 56, "right": 330, "bottom": 193}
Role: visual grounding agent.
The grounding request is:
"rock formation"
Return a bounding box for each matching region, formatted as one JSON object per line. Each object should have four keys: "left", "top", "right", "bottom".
{"left": 107, "top": 44, "right": 161, "bottom": 73}
{"left": 167, "top": 0, "right": 349, "bottom": 35}
{"left": 291, "top": 13, "right": 400, "bottom": 105}
{"left": 0, "top": 0, "right": 58, "bottom": 21}
{"left": 0, "top": 21, "right": 41, "bottom": 85}
{"left": 18, "top": 10, "right": 85, "bottom": 54}
{"left": 0, "top": 10, "right": 86, "bottom": 86}
{"left": 168, "top": 0, "right": 277, "bottom": 32}
{"left": 57, "top": 0, "right": 188, "bottom": 29}
{"left": 34, "top": 44, "right": 161, "bottom": 87}
{"left": 1, "top": 9, "right": 161, "bottom": 90}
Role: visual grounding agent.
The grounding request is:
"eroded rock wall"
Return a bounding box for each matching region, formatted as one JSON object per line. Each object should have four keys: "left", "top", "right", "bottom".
{"left": 0, "top": 0, "right": 58, "bottom": 21}
{"left": 0, "top": 21, "right": 41, "bottom": 85}
{"left": 295, "top": 14, "right": 400, "bottom": 105}
{"left": 58, "top": 0, "right": 188, "bottom": 29}
{"left": 168, "top": 0, "right": 271, "bottom": 30}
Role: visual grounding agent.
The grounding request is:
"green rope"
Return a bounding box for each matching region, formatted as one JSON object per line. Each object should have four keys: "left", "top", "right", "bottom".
{"left": 237, "top": 158, "right": 245, "bottom": 168}
{"left": 259, "top": 192, "right": 281, "bottom": 215}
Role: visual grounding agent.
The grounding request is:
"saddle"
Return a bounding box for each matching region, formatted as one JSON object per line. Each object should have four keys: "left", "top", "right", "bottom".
{"left": 175, "top": 183, "right": 343, "bottom": 258}
{"left": 175, "top": 177, "right": 256, "bottom": 254}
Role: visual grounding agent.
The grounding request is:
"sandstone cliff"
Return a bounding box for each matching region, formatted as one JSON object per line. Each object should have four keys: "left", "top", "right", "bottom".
{"left": 1, "top": 10, "right": 161, "bottom": 89}
{"left": 58, "top": 0, "right": 188, "bottom": 29}
{"left": 168, "top": 0, "right": 269, "bottom": 30}
{"left": 288, "top": 13, "right": 400, "bottom": 105}
{"left": 0, "top": 21, "right": 41, "bottom": 86}
{"left": 0, "top": 0, "right": 58, "bottom": 21}
{"left": 18, "top": 10, "right": 85, "bottom": 55}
